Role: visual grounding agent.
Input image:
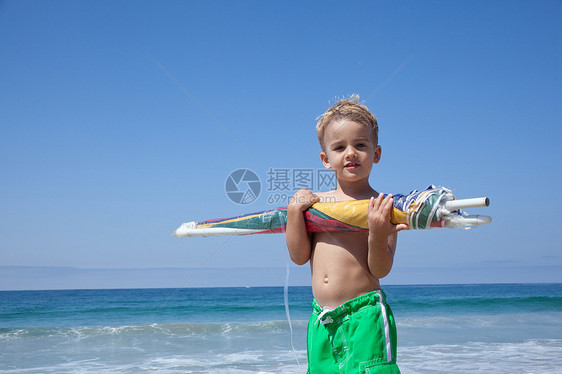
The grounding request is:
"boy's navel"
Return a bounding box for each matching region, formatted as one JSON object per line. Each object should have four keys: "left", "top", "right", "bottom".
{"left": 323, "top": 276, "right": 329, "bottom": 284}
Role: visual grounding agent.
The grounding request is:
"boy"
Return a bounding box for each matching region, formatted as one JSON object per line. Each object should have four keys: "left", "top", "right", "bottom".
{"left": 286, "top": 96, "right": 407, "bottom": 373}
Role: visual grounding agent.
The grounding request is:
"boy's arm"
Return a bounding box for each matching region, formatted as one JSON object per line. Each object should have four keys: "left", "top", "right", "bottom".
{"left": 286, "top": 188, "right": 320, "bottom": 265}
{"left": 367, "top": 194, "right": 408, "bottom": 278}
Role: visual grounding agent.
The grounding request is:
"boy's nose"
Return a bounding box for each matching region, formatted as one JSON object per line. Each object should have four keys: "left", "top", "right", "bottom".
{"left": 345, "top": 147, "right": 357, "bottom": 158}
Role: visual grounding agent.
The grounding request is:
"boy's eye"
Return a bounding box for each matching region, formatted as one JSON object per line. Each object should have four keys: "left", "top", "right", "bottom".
{"left": 356, "top": 143, "right": 366, "bottom": 148}
{"left": 334, "top": 146, "right": 344, "bottom": 151}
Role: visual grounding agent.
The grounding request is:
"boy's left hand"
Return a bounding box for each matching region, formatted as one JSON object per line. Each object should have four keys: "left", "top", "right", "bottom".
{"left": 368, "top": 194, "right": 408, "bottom": 237}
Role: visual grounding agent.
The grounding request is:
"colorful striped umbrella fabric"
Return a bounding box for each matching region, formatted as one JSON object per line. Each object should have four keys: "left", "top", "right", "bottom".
{"left": 173, "top": 186, "right": 491, "bottom": 238}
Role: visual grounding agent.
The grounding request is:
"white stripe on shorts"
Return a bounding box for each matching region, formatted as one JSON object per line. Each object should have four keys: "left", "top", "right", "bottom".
{"left": 377, "top": 290, "right": 392, "bottom": 362}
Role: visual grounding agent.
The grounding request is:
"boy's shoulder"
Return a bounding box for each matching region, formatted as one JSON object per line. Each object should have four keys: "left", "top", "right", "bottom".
{"left": 314, "top": 190, "right": 332, "bottom": 197}
{"left": 314, "top": 190, "right": 337, "bottom": 203}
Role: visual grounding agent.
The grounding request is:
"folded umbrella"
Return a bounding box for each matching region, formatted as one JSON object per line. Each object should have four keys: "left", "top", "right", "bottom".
{"left": 173, "top": 186, "right": 491, "bottom": 238}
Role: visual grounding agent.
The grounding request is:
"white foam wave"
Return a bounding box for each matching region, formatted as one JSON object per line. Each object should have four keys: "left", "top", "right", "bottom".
{"left": 3, "top": 321, "right": 560, "bottom": 373}
{"left": 2, "top": 340, "right": 560, "bottom": 373}
{"left": 0, "top": 320, "right": 309, "bottom": 341}
{"left": 0, "top": 349, "right": 307, "bottom": 373}
{"left": 3, "top": 340, "right": 560, "bottom": 374}
{"left": 398, "top": 339, "right": 562, "bottom": 374}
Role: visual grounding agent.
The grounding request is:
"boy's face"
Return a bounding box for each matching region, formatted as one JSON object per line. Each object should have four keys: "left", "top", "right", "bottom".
{"left": 320, "top": 120, "right": 381, "bottom": 183}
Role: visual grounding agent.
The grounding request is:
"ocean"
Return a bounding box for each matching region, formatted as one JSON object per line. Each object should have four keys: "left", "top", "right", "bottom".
{"left": 1, "top": 283, "right": 561, "bottom": 373}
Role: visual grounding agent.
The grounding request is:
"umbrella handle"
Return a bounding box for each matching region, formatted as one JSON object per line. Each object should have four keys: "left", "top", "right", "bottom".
{"left": 444, "top": 197, "right": 489, "bottom": 211}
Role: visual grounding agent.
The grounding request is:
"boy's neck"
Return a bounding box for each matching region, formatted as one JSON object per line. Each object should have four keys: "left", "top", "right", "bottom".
{"left": 335, "top": 178, "right": 377, "bottom": 200}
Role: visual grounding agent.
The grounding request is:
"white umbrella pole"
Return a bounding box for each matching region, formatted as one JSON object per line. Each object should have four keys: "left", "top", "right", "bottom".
{"left": 444, "top": 197, "right": 490, "bottom": 211}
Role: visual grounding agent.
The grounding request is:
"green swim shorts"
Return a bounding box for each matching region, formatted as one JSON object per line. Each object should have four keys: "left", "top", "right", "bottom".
{"left": 306, "top": 289, "right": 400, "bottom": 374}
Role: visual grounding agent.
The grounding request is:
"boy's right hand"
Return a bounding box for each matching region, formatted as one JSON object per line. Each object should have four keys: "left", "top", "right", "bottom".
{"left": 288, "top": 188, "right": 320, "bottom": 212}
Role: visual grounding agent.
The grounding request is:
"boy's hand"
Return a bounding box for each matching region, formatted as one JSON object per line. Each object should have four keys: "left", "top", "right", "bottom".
{"left": 288, "top": 188, "right": 320, "bottom": 213}
{"left": 367, "top": 193, "right": 407, "bottom": 278}
{"left": 368, "top": 194, "right": 408, "bottom": 237}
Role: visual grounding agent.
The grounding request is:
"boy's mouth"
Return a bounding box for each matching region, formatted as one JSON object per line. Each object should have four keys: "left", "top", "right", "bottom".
{"left": 344, "top": 162, "right": 360, "bottom": 170}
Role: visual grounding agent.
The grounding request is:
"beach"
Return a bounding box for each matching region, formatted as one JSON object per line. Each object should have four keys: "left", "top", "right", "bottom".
{"left": 1, "top": 284, "right": 561, "bottom": 373}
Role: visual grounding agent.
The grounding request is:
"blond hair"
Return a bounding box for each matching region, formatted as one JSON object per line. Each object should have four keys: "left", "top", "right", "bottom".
{"left": 316, "top": 95, "right": 378, "bottom": 151}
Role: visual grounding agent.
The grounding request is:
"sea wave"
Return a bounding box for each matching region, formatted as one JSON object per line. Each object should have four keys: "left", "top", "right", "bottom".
{"left": 0, "top": 320, "right": 309, "bottom": 341}
{"left": 398, "top": 339, "right": 562, "bottom": 374}
{"left": 1, "top": 339, "right": 560, "bottom": 373}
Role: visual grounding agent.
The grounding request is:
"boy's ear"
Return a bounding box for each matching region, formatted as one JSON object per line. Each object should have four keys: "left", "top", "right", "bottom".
{"left": 320, "top": 152, "right": 331, "bottom": 169}
{"left": 373, "top": 145, "right": 382, "bottom": 164}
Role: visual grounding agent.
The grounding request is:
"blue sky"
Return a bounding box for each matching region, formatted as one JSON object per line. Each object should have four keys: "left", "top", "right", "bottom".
{"left": 1, "top": 1, "right": 561, "bottom": 289}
